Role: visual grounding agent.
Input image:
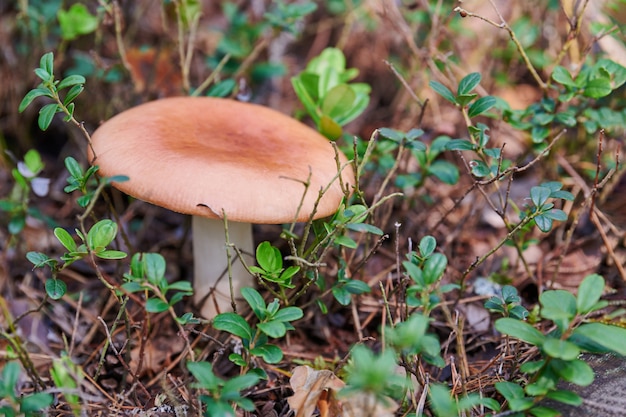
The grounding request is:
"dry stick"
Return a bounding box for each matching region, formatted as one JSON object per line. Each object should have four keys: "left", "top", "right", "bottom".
{"left": 454, "top": 4, "right": 547, "bottom": 91}
{"left": 555, "top": 0, "right": 591, "bottom": 67}
{"left": 192, "top": 53, "right": 232, "bottom": 97}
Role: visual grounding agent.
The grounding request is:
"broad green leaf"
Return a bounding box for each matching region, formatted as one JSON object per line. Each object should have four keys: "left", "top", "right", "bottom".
{"left": 429, "top": 80, "right": 456, "bottom": 104}
{"left": 343, "top": 279, "right": 371, "bottom": 294}
{"left": 576, "top": 274, "right": 605, "bottom": 314}
{"left": 495, "top": 318, "right": 546, "bottom": 346}
{"left": 534, "top": 214, "right": 553, "bottom": 232}
{"left": 551, "top": 66, "right": 577, "bottom": 87}
{"left": 221, "top": 373, "right": 260, "bottom": 394}
{"left": 445, "top": 139, "right": 475, "bottom": 151}
{"left": 272, "top": 307, "right": 303, "bottom": 323}
{"left": 428, "top": 160, "right": 459, "bottom": 185}
{"left": 542, "top": 338, "right": 580, "bottom": 360}
{"left": 64, "top": 157, "right": 83, "bottom": 180}
{"left": 20, "top": 391, "right": 53, "bottom": 412}
{"left": 45, "top": 278, "right": 67, "bottom": 300}
{"left": 26, "top": 251, "right": 53, "bottom": 268}
{"left": 57, "top": 4, "right": 99, "bottom": 41}
{"left": 256, "top": 241, "right": 282, "bottom": 272}
{"left": 468, "top": 96, "right": 496, "bottom": 118}
{"left": 257, "top": 320, "right": 287, "bottom": 338}
{"left": 378, "top": 128, "right": 404, "bottom": 142}
{"left": 458, "top": 72, "right": 481, "bottom": 95}
{"left": 213, "top": 312, "right": 253, "bottom": 340}
{"left": 241, "top": 287, "right": 266, "bottom": 320}
{"left": 455, "top": 93, "right": 478, "bottom": 107}
{"left": 573, "top": 323, "right": 626, "bottom": 355}
{"left": 321, "top": 84, "right": 355, "bottom": 120}
{"left": 334, "top": 235, "right": 357, "bottom": 248}
{"left": 530, "top": 186, "right": 551, "bottom": 207}
{"left": 423, "top": 253, "right": 447, "bottom": 285}
{"left": 551, "top": 358, "right": 594, "bottom": 386}
{"left": 34, "top": 68, "right": 51, "bottom": 82}
{"left": 583, "top": 78, "right": 612, "bottom": 98}
{"left": 545, "top": 390, "right": 582, "bottom": 406}
{"left": 187, "top": 361, "right": 220, "bottom": 390}
{"left": 419, "top": 236, "right": 437, "bottom": 258}
{"left": 54, "top": 228, "right": 77, "bottom": 252}
{"left": 470, "top": 160, "right": 491, "bottom": 177}
{"left": 529, "top": 406, "right": 562, "bottom": 417}
{"left": 540, "top": 290, "right": 576, "bottom": 330}
{"left": 143, "top": 253, "right": 166, "bottom": 284}
{"left": 87, "top": 219, "right": 118, "bottom": 251}
{"left": 249, "top": 344, "right": 283, "bottom": 363}
{"left": 332, "top": 285, "right": 351, "bottom": 305}
{"left": 428, "top": 384, "right": 457, "bottom": 417}
{"left": 145, "top": 298, "right": 169, "bottom": 313}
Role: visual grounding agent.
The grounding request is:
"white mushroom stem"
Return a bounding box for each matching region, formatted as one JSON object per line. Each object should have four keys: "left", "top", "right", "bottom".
{"left": 192, "top": 216, "right": 254, "bottom": 319}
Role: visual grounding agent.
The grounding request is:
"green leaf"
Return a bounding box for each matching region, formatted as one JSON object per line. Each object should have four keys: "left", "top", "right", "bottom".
{"left": 96, "top": 250, "right": 127, "bottom": 260}
{"left": 542, "top": 338, "right": 580, "bottom": 360}
{"left": 583, "top": 78, "right": 612, "bottom": 98}
{"left": 241, "top": 287, "right": 266, "bottom": 319}
{"left": 429, "top": 80, "right": 456, "bottom": 104}
{"left": 470, "top": 160, "right": 491, "bottom": 177}
{"left": 332, "top": 285, "right": 351, "bottom": 305}
{"left": 249, "top": 344, "right": 283, "bottom": 363}
{"left": 20, "top": 391, "right": 54, "bottom": 412}
{"left": 213, "top": 312, "right": 253, "bottom": 340}
{"left": 145, "top": 298, "right": 169, "bottom": 313}
{"left": 540, "top": 290, "right": 576, "bottom": 330}
{"left": 257, "top": 320, "right": 287, "bottom": 338}
{"left": 321, "top": 84, "right": 356, "bottom": 120}
{"left": 573, "top": 323, "right": 626, "bottom": 355}
{"left": 38, "top": 103, "right": 59, "bottom": 131}
{"left": 423, "top": 253, "right": 447, "bottom": 285}
{"left": 64, "top": 156, "right": 83, "bottom": 180}
{"left": 334, "top": 235, "right": 357, "bottom": 248}
{"left": 45, "top": 279, "right": 67, "bottom": 300}
{"left": 534, "top": 214, "right": 553, "bottom": 233}
{"left": 458, "top": 72, "right": 481, "bottom": 95}
{"left": 419, "top": 236, "right": 437, "bottom": 258}
{"left": 57, "top": 3, "right": 99, "bottom": 41}
{"left": 40, "top": 52, "right": 54, "bottom": 75}
{"left": 346, "top": 223, "right": 383, "bottom": 235}
{"left": 63, "top": 84, "right": 84, "bottom": 106}
{"left": 57, "top": 75, "right": 86, "bottom": 90}
{"left": 576, "top": 274, "right": 605, "bottom": 314}
{"left": 445, "top": 139, "right": 476, "bottom": 151}
{"left": 428, "top": 160, "right": 459, "bottom": 185}
{"left": 187, "top": 361, "right": 221, "bottom": 390}
{"left": 19, "top": 88, "right": 53, "bottom": 113}
{"left": 530, "top": 186, "right": 551, "bottom": 207}
{"left": 222, "top": 372, "right": 260, "bottom": 394}
{"left": 551, "top": 66, "right": 577, "bottom": 87}
{"left": 26, "top": 251, "right": 54, "bottom": 269}
{"left": 551, "top": 358, "right": 594, "bottom": 386}
{"left": 271, "top": 307, "right": 303, "bottom": 323}
{"left": 495, "top": 318, "right": 546, "bottom": 346}
{"left": 256, "top": 241, "right": 282, "bottom": 272}
{"left": 455, "top": 93, "right": 478, "bottom": 107}
{"left": 468, "top": 96, "right": 496, "bottom": 118}
{"left": 545, "top": 390, "right": 582, "bottom": 406}
{"left": 54, "top": 228, "right": 77, "bottom": 252}
{"left": 34, "top": 68, "right": 51, "bottom": 82}
{"left": 343, "top": 279, "right": 371, "bottom": 294}
{"left": 87, "top": 219, "right": 118, "bottom": 251}
{"left": 144, "top": 253, "right": 166, "bottom": 284}
{"left": 319, "top": 114, "right": 342, "bottom": 140}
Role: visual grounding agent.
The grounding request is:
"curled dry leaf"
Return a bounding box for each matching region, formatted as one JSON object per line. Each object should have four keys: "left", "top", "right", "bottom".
{"left": 288, "top": 365, "right": 398, "bottom": 417}
{"left": 288, "top": 365, "right": 345, "bottom": 417}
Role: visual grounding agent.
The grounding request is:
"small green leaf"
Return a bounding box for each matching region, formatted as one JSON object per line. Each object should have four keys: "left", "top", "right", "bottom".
{"left": 241, "top": 287, "right": 266, "bottom": 320}
{"left": 470, "top": 160, "right": 491, "bottom": 177}
{"left": 468, "top": 96, "right": 496, "bottom": 118}
{"left": 545, "top": 390, "right": 582, "bottom": 406}
{"left": 38, "top": 103, "right": 59, "bottom": 131}
{"left": 429, "top": 80, "right": 456, "bottom": 104}
{"left": 87, "top": 219, "right": 118, "bottom": 251}
{"left": 57, "top": 75, "right": 86, "bottom": 90}
{"left": 321, "top": 84, "right": 356, "bottom": 120}
{"left": 345, "top": 223, "right": 383, "bottom": 235}
{"left": 419, "top": 236, "right": 437, "bottom": 258}
{"left": 534, "top": 214, "right": 553, "bottom": 233}
{"left": 63, "top": 84, "right": 84, "bottom": 106}
{"left": 34, "top": 68, "right": 51, "bottom": 82}
{"left": 530, "top": 186, "right": 551, "bottom": 207}
{"left": 334, "top": 235, "right": 357, "bottom": 248}
{"left": 54, "top": 228, "right": 77, "bottom": 252}
{"left": 144, "top": 253, "right": 166, "bottom": 284}
{"left": 257, "top": 320, "right": 287, "bottom": 338}
{"left": 145, "top": 298, "right": 169, "bottom": 313}
{"left": 45, "top": 279, "right": 67, "bottom": 300}
{"left": 458, "top": 72, "right": 481, "bottom": 95}
{"left": 319, "top": 114, "right": 342, "bottom": 140}
{"left": 19, "top": 88, "right": 53, "bottom": 113}
{"left": 26, "top": 251, "right": 53, "bottom": 268}
{"left": 249, "top": 344, "right": 283, "bottom": 363}
{"left": 576, "top": 274, "right": 605, "bottom": 314}
{"left": 552, "top": 358, "right": 594, "bottom": 386}
{"left": 96, "top": 250, "right": 127, "bottom": 260}
{"left": 64, "top": 157, "right": 83, "bottom": 180}
{"left": 542, "top": 338, "right": 580, "bottom": 360}
{"left": 213, "top": 312, "right": 253, "bottom": 340}
{"left": 423, "top": 253, "right": 447, "bottom": 285}
{"left": 495, "top": 318, "right": 546, "bottom": 346}
{"left": 540, "top": 290, "right": 576, "bottom": 330}
{"left": 40, "top": 52, "right": 54, "bottom": 75}
{"left": 551, "top": 66, "right": 577, "bottom": 87}
{"left": 445, "top": 139, "right": 475, "bottom": 151}
{"left": 271, "top": 307, "right": 303, "bottom": 323}
{"left": 583, "top": 78, "right": 612, "bottom": 98}
{"left": 256, "top": 241, "right": 282, "bottom": 272}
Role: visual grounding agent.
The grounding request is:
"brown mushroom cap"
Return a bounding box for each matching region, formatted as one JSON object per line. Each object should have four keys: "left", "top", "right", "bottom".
{"left": 89, "top": 97, "right": 354, "bottom": 223}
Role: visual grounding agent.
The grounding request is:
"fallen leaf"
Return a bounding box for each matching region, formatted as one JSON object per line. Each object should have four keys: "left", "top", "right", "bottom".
{"left": 288, "top": 365, "right": 345, "bottom": 417}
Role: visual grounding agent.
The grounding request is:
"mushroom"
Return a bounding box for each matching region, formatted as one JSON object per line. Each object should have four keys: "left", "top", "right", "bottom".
{"left": 88, "top": 97, "right": 354, "bottom": 318}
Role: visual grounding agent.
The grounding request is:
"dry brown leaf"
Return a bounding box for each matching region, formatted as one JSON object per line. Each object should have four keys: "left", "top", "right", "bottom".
{"left": 288, "top": 365, "right": 345, "bottom": 417}
{"left": 288, "top": 365, "right": 399, "bottom": 417}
